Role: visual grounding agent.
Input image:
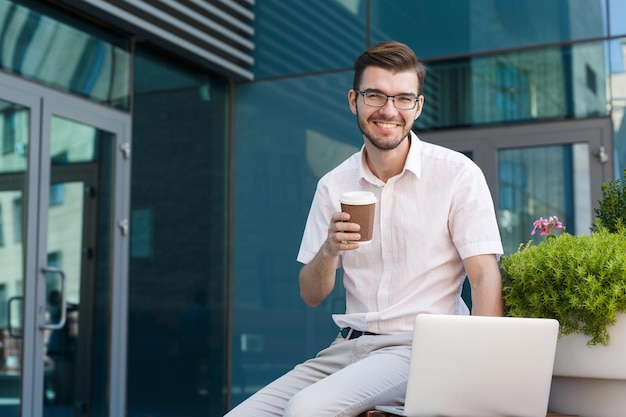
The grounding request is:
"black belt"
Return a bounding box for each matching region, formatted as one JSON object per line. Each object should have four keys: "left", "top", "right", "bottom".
{"left": 340, "top": 327, "right": 378, "bottom": 340}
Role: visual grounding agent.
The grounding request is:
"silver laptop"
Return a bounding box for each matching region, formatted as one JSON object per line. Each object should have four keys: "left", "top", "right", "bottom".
{"left": 376, "top": 314, "right": 559, "bottom": 417}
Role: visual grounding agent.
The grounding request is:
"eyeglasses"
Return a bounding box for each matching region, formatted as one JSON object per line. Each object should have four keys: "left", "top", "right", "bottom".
{"left": 355, "top": 89, "right": 420, "bottom": 110}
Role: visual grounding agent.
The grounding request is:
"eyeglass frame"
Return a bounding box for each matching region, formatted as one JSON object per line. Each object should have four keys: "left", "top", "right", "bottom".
{"left": 354, "top": 89, "right": 422, "bottom": 110}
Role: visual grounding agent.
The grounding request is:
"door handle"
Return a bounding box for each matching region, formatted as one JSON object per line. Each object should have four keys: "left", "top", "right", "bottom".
{"left": 7, "top": 296, "right": 23, "bottom": 338}
{"left": 40, "top": 266, "right": 67, "bottom": 330}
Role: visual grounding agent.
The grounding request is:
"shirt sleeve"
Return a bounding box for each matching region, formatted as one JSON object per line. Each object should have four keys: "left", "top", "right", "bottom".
{"left": 449, "top": 163, "right": 503, "bottom": 259}
{"left": 296, "top": 181, "right": 342, "bottom": 268}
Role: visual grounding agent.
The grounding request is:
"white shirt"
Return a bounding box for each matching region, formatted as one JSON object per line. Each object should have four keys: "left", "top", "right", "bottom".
{"left": 297, "top": 132, "right": 503, "bottom": 334}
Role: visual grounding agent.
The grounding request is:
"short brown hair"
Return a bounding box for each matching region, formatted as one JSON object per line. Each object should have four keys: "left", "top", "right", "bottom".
{"left": 353, "top": 41, "right": 427, "bottom": 95}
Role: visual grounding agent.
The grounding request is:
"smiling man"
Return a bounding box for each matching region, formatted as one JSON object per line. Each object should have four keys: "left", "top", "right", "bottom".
{"left": 224, "top": 41, "right": 504, "bottom": 417}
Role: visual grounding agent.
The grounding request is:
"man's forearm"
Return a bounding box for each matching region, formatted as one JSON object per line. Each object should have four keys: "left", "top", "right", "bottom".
{"left": 465, "top": 254, "right": 504, "bottom": 316}
{"left": 299, "top": 246, "right": 339, "bottom": 307}
{"left": 471, "top": 279, "right": 504, "bottom": 316}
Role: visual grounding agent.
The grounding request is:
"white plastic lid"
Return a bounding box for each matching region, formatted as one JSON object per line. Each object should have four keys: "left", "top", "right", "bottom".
{"left": 339, "top": 191, "right": 377, "bottom": 205}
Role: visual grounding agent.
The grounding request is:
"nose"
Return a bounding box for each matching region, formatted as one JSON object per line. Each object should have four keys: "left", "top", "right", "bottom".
{"left": 378, "top": 97, "right": 399, "bottom": 115}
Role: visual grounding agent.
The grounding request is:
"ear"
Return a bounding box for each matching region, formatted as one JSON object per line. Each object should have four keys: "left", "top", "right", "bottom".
{"left": 414, "top": 95, "right": 425, "bottom": 120}
{"left": 348, "top": 89, "right": 358, "bottom": 115}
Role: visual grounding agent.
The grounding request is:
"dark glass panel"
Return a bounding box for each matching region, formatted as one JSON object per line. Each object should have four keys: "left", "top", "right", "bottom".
{"left": 253, "top": 0, "right": 366, "bottom": 78}
{"left": 232, "top": 71, "right": 357, "bottom": 405}
{"left": 127, "top": 45, "right": 229, "bottom": 417}
{"left": 371, "top": 0, "right": 606, "bottom": 60}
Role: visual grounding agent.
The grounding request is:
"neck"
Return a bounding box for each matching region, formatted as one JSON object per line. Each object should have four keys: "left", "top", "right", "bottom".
{"left": 364, "top": 134, "right": 411, "bottom": 182}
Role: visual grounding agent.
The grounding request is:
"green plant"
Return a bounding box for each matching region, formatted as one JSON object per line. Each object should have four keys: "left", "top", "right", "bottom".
{"left": 501, "top": 224, "right": 626, "bottom": 345}
{"left": 593, "top": 169, "right": 626, "bottom": 233}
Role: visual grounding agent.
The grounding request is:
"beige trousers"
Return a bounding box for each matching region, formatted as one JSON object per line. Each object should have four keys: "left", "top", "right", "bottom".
{"left": 223, "top": 332, "right": 413, "bottom": 417}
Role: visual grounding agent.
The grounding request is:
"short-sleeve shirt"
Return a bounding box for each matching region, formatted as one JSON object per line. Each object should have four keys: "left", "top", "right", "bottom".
{"left": 296, "top": 132, "right": 503, "bottom": 334}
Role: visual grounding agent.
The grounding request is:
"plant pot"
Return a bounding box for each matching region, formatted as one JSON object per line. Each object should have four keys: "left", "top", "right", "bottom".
{"left": 548, "top": 313, "right": 626, "bottom": 417}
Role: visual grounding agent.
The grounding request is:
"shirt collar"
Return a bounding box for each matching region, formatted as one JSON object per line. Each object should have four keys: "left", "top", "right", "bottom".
{"left": 359, "top": 131, "right": 422, "bottom": 184}
{"left": 404, "top": 131, "right": 422, "bottom": 179}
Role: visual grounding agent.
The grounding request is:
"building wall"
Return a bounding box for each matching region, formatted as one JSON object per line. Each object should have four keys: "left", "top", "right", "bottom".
{"left": 231, "top": 0, "right": 626, "bottom": 410}
{"left": 1, "top": 1, "right": 626, "bottom": 416}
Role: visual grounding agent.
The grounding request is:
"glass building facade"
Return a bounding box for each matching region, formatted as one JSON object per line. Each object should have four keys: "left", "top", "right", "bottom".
{"left": 0, "top": 1, "right": 625, "bottom": 416}
{"left": 234, "top": 0, "right": 626, "bottom": 410}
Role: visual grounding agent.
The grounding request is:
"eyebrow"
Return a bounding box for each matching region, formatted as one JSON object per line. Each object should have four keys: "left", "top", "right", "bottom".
{"left": 362, "top": 88, "right": 418, "bottom": 97}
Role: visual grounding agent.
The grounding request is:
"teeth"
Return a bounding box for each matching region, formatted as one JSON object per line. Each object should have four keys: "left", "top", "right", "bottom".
{"left": 377, "top": 122, "right": 397, "bottom": 128}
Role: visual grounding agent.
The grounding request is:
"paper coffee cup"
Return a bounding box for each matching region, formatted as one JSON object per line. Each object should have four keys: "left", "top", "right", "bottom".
{"left": 340, "top": 191, "right": 377, "bottom": 244}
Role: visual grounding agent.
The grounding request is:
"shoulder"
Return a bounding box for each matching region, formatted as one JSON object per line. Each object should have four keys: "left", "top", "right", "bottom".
{"left": 317, "top": 149, "right": 362, "bottom": 187}
{"left": 418, "top": 139, "right": 481, "bottom": 173}
{"left": 419, "top": 140, "right": 471, "bottom": 163}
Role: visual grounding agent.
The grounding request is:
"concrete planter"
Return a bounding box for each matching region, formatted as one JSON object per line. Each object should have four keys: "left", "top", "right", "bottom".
{"left": 548, "top": 313, "right": 626, "bottom": 417}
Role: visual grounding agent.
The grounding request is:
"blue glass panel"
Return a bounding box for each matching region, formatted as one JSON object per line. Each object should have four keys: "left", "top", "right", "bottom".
{"left": 253, "top": 0, "right": 366, "bottom": 79}
{"left": 498, "top": 144, "right": 591, "bottom": 255}
{"left": 609, "top": 37, "right": 626, "bottom": 176}
{"left": 0, "top": 0, "right": 130, "bottom": 109}
{"left": 233, "top": 71, "right": 357, "bottom": 405}
{"left": 0, "top": 102, "right": 28, "bottom": 173}
{"left": 417, "top": 40, "right": 610, "bottom": 130}
{"left": 371, "top": 0, "right": 607, "bottom": 60}
{"left": 609, "top": 0, "right": 626, "bottom": 36}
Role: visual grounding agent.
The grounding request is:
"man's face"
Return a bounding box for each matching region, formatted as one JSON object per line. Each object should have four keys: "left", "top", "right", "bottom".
{"left": 349, "top": 66, "right": 423, "bottom": 151}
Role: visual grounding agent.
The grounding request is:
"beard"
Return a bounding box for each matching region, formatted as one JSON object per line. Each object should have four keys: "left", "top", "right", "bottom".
{"left": 356, "top": 112, "right": 412, "bottom": 151}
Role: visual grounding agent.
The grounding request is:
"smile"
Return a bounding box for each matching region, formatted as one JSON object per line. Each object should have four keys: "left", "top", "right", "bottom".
{"left": 374, "top": 121, "right": 401, "bottom": 129}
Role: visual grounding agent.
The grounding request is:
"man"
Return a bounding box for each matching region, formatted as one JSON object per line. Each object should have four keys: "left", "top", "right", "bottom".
{"left": 224, "top": 41, "right": 503, "bottom": 417}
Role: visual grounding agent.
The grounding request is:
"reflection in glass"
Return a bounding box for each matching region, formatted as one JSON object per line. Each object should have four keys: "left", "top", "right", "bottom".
{"left": 371, "top": 0, "right": 606, "bottom": 59}
{"left": 43, "top": 116, "right": 116, "bottom": 416}
{"left": 253, "top": 0, "right": 365, "bottom": 78}
{"left": 0, "top": 98, "right": 28, "bottom": 413}
{"left": 609, "top": 38, "right": 626, "bottom": 176}
{"left": 609, "top": 0, "right": 626, "bottom": 37}
{"left": 128, "top": 45, "right": 230, "bottom": 416}
{"left": 232, "top": 72, "right": 355, "bottom": 407}
{"left": 418, "top": 40, "right": 610, "bottom": 130}
{"left": 50, "top": 117, "right": 97, "bottom": 164}
{"left": 0, "top": 0, "right": 130, "bottom": 110}
{"left": 0, "top": 101, "right": 29, "bottom": 174}
{"left": 498, "top": 144, "right": 591, "bottom": 255}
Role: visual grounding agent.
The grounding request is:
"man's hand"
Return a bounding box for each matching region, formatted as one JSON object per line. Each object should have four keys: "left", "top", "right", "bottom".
{"left": 299, "top": 212, "right": 361, "bottom": 307}
{"left": 323, "top": 212, "right": 362, "bottom": 256}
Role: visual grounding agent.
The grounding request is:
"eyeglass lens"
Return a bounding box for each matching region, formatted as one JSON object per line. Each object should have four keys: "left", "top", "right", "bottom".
{"left": 358, "top": 90, "right": 418, "bottom": 110}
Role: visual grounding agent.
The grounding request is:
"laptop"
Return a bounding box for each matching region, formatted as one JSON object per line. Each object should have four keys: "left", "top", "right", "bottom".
{"left": 375, "top": 314, "right": 559, "bottom": 417}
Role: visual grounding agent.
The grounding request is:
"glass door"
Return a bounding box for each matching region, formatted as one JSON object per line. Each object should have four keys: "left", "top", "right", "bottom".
{"left": 0, "top": 72, "right": 130, "bottom": 417}
{"left": 0, "top": 95, "right": 33, "bottom": 417}
{"left": 42, "top": 117, "right": 112, "bottom": 417}
{"left": 421, "top": 117, "right": 614, "bottom": 254}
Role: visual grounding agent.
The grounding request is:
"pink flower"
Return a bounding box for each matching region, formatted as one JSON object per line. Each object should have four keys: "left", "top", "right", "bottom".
{"left": 531, "top": 216, "right": 565, "bottom": 236}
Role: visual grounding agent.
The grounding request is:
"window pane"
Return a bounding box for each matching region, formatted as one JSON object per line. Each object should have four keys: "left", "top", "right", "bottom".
{"left": 232, "top": 71, "right": 356, "bottom": 405}
{"left": 418, "top": 40, "right": 610, "bottom": 129}
{"left": 0, "top": 102, "right": 28, "bottom": 173}
{"left": 0, "top": 0, "right": 130, "bottom": 110}
{"left": 50, "top": 117, "right": 98, "bottom": 164}
{"left": 609, "top": 0, "right": 626, "bottom": 37}
{"left": 253, "top": 0, "right": 366, "bottom": 78}
{"left": 371, "top": 0, "right": 607, "bottom": 60}
{"left": 127, "top": 46, "right": 229, "bottom": 416}
{"left": 498, "top": 144, "right": 591, "bottom": 255}
{"left": 610, "top": 37, "right": 626, "bottom": 176}
{"left": 0, "top": 98, "right": 28, "bottom": 413}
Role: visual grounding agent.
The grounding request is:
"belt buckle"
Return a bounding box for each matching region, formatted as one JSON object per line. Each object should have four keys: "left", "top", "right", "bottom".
{"left": 341, "top": 327, "right": 356, "bottom": 339}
